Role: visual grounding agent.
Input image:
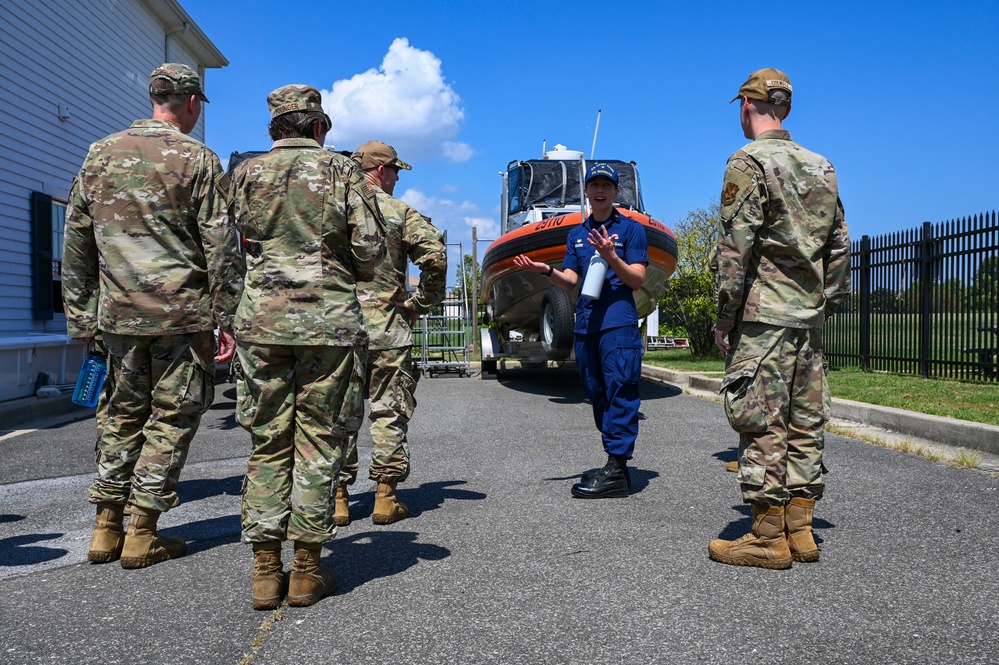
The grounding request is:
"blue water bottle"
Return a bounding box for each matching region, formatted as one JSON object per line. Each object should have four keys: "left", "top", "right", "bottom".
{"left": 72, "top": 354, "right": 108, "bottom": 407}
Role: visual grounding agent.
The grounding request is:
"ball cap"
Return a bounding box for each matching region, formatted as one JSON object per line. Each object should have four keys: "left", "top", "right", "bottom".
{"left": 585, "top": 162, "right": 619, "bottom": 186}
{"left": 149, "top": 63, "right": 209, "bottom": 103}
{"left": 729, "top": 68, "right": 792, "bottom": 105}
{"left": 351, "top": 140, "right": 413, "bottom": 171}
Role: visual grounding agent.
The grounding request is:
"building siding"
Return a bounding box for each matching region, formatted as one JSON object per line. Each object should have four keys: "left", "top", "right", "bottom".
{"left": 0, "top": 0, "right": 224, "bottom": 399}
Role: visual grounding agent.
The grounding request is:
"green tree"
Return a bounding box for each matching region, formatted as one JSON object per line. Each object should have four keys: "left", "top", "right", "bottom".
{"left": 933, "top": 278, "right": 967, "bottom": 313}
{"left": 968, "top": 255, "right": 998, "bottom": 312}
{"left": 462, "top": 254, "right": 481, "bottom": 300}
{"left": 453, "top": 254, "right": 483, "bottom": 323}
{"left": 870, "top": 287, "right": 901, "bottom": 313}
{"left": 900, "top": 278, "right": 970, "bottom": 313}
{"left": 657, "top": 202, "right": 722, "bottom": 358}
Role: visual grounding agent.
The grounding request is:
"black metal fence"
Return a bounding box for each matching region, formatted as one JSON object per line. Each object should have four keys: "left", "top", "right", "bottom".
{"left": 824, "top": 210, "right": 999, "bottom": 382}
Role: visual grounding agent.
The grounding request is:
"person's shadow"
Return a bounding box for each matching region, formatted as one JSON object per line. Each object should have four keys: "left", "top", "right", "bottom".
{"left": 327, "top": 530, "right": 450, "bottom": 594}
{"left": 497, "top": 368, "right": 586, "bottom": 405}
{"left": 176, "top": 475, "right": 243, "bottom": 503}
{"left": 348, "top": 480, "right": 487, "bottom": 521}
{"left": 639, "top": 380, "right": 684, "bottom": 402}
{"left": 711, "top": 447, "right": 739, "bottom": 464}
{"left": 167, "top": 514, "right": 242, "bottom": 555}
{"left": 0, "top": 530, "right": 67, "bottom": 566}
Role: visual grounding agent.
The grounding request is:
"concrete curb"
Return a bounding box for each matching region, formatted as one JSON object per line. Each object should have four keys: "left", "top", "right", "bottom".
{"left": 829, "top": 398, "right": 999, "bottom": 456}
{"left": 641, "top": 364, "right": 999, "bottom": 458}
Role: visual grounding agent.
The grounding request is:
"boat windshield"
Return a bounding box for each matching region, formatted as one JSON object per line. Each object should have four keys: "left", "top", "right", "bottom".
{"left": 506, "top": 159, "right": 644, "bottom": 215}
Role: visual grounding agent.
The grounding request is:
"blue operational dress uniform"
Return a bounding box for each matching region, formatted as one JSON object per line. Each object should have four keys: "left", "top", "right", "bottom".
{"left": 563, "top": 209, "right": 649, "bottom": 459}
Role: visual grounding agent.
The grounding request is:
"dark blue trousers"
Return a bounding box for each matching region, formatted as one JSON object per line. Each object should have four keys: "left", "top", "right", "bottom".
{"left": 574, "top": 325, "right": 643, "bottom": 458}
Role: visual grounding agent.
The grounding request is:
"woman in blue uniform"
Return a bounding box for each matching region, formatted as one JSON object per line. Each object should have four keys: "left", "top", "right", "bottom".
{"left": 514, "top": 163, "right": 648, "bottom": 498}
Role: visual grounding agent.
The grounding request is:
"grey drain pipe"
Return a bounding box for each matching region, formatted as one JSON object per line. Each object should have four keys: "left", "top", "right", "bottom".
{"left": 164, "top": 22, "right": 190, "bottom": 62}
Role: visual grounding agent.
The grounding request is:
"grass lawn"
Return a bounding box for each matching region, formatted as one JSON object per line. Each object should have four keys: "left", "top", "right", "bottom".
{"left": 644, "top": 349, "right": 726, "bottom": 373}
{"left": 644, "top": 349, "right": 999, "bottom": 427}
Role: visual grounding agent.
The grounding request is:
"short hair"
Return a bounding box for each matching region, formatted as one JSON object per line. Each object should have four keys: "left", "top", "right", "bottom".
{"left": 268, "top": 110, "right": 327, "bottom": 141}
{"left": 748, "top": 94, "right": 790, "bottom": 121}
{"left": 149, "top": 79, "right": 192, "bottom": 114}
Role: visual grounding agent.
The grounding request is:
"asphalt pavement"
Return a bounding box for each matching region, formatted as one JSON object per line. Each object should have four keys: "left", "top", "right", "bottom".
{"left": 1, "top": 368, "right": 998, "bottom": 664}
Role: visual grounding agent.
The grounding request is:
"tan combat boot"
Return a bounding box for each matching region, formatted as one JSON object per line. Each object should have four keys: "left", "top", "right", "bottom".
{"left": 708, "top": 504, "right": 793, "bottom": 570}
{"left": 119, "top": 506, "right": 187, "bottom": 569}
{"left": 372, "top": 479, "right": 408, "bottom": 524}
{"left": 333, "top": 485, "right": 351, "bottom": 527}
{"left": 88, "top": 502, "right": 126, "bottom": 563}
{"left": 287, "top": 542, "right": 336, "bottom": 607}
{"left": 785, "top": 497, "right": 819, "bottom": 562}
{"left": 251, "top": 541, "right": 287, "bottom": 610}
{"left": 725, "top": 460, "right": 739, "bottom": 473}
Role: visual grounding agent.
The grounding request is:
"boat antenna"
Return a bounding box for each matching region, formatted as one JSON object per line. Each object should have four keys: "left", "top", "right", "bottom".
{"left": 590, "top": 110, "right": 601, "bottom": 159}
{"left": 542, "top": 138, "right": 546, "bottom": 157}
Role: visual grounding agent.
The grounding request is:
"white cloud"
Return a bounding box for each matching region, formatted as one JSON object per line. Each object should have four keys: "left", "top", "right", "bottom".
{"left": 464, "top": 216, "right": 501, "bottom": 241}
{"left": 398, "top": 188, "right": 440, "bottom": 214}
{"left": 442, "top": 141, "right": 473, "bottom": 162}
{"left": 400, "top": 187, "right": 499, "bottom": 244}
{"left": 321, "top": 38, "right": 470, "bottom": 163}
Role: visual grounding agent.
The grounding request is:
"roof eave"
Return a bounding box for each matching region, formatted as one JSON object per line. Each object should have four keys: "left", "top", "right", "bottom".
{"left": 140, "top": 0, "right": 228, "bottom": 68}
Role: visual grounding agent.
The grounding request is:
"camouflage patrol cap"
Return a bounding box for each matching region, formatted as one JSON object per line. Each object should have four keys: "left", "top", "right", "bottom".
{"left": 267, "top": 85, "right": 332, "bottom": 131}
{"left": 729, "top": 68, "right": 792, "bottom": 106}
{"left": 149, "top": 63, "right": 209, "bottom": 103}
{"left": 351, "top": 140, "right": 413, "bottom": 171}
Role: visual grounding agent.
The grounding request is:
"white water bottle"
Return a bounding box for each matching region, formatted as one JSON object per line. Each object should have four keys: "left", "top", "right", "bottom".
{"left": 580, "top": 254, "right": 608, "bottom": 299}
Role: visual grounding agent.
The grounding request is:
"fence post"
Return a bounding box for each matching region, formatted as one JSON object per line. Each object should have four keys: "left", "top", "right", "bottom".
{"left": 918, "top": 221, "right": 934, "bottom": 378}
{"left": 859, "top": 235, "right": 871, "bottom": 370}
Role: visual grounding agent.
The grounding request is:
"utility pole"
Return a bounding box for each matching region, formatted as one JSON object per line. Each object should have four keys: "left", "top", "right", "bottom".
{"left": 471, "top": 225, "right": 479, "bottom": 334}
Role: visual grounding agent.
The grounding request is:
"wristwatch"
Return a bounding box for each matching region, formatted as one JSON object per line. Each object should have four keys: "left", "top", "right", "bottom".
{"left": 545, "top": 265, "right": 554, "bottom": 277}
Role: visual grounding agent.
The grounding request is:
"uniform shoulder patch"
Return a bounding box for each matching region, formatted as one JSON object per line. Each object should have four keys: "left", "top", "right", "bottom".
{"left": 721, "top": 181, "right": 740, "bottom": 205}
{"left": 719, "top": 155, "right": 759, "bottom": 222}
{"left": 213, "top": 170, "right": 232, "bottom": 206}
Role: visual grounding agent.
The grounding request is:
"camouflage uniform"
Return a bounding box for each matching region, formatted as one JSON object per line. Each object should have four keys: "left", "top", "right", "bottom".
{"left": 340, "top": 184, "right": 446, "bottom": 485}
{"left": 62, "top": 78, "right": 242, "bottom": 513}
{"left": 233, "top": 86, "right": 386, "bottom": 544}
{"left": 716, "top": 128, "right": 851, "bottom": 506}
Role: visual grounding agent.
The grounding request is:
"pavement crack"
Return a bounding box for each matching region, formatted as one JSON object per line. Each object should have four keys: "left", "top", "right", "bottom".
{"left": 238, "top": 605, "right": 286, "bottom": 665}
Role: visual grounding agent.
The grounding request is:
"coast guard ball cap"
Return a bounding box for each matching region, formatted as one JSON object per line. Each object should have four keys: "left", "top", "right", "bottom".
{"left": 729, "top": 68, "right": 792, "bottom": 105}
{"left": 267, "top": 85, "right": 332, "bottom": 131}
{"left": 352, "top": 140, "right": 413, "bottom": 171}
{"left": 585, "top": 162, "right": 619, "bottom": 186}
{"left": 149, "top": 63, "right": 209, "bottom": 103}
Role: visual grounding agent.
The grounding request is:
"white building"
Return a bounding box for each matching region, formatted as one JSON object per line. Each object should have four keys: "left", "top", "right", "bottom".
{"left": 0, "top": 0, "right": 227, "bottom": 401}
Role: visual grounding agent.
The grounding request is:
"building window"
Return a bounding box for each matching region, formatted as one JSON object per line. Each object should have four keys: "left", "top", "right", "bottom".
{"left": 51, "top": 200, "right": 66, "bottom": 315}
{"left": 31, "top": 191, "right": 67, "bottom": 321}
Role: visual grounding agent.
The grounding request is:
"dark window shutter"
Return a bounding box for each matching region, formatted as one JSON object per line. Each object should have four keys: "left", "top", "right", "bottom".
{"left": 31, "top": 191, "right": 54, "bottom": 321}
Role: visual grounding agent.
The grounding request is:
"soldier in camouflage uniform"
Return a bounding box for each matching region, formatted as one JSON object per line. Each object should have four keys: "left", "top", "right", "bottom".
{"left": 232, "top": 86, "right": 386, "bottom": 610}
{"left": 62, "top": 63, "right": 242, "bottom": 570}
{"left": 334, "top": 141, "right": 447, "bottom": 527}
{"left": 708, "top": 69, "right": 851, "bottom": 570}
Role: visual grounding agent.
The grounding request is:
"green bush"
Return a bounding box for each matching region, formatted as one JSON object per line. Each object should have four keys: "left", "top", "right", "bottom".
{"left": 658, "top": 203, "right": 723, "bottom": 359}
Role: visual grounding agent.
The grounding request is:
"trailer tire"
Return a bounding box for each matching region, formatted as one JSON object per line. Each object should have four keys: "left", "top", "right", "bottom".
{"left": 540, "top": 286, "right": 574, "bottom": 361}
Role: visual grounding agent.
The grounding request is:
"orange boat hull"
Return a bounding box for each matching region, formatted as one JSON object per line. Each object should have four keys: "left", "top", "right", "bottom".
{"left": 481, "top": 209, "right": 678, "bottom": 330}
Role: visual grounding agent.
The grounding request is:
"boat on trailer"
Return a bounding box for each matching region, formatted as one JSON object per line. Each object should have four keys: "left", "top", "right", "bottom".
{"left": 479, "top": 145, "right": 678, "bottom": 368}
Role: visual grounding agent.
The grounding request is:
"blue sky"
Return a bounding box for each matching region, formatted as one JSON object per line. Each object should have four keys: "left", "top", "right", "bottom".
{"left": 184, "top": 1, "right": 999, "bottom": 279}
